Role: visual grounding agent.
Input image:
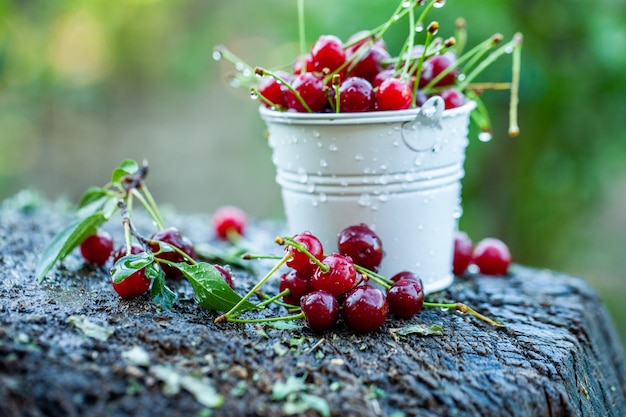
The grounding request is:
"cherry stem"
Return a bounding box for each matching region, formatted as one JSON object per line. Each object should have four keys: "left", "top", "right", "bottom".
{"left": 241, "top": 253, "right": 284, "bottom": 261}
{"left": 277, "top": 236, "right": 330, "bottom": 273}
{"left": 130, "top": 188, "right": 166, "bottom": 230}
{"left": 139, "top": 183, "right": 166, "bottom": 230}
{"left": 423, "top": 302, "right": 503, "bottom": 327}
{"left": 217, "top": 252, "right": 292, "bottom": 322}
{"left": 226, "top": 311, "right": 305, "bottom": 324}
{"left": 255, "top": 289, "right": 298, "bottom": 310}
{"left": 353, "top": 264, "right": 393, "bottom": 288}
{"left": 255, "top": 66, "right": 314, "bottom": 113}
{"left": 454, "top": 17, "right": 467, "bottom": 56}
{"left": 297, "top": 0, "right": 306, "bottom": 59}
{"left": 508, "top": 33, "right": 523, "bottom": 137}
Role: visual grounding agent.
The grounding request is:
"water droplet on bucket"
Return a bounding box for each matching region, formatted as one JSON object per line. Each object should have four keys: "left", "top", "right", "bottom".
{"left": 297, "top": 168, "right": 308, "bottom": 183}
{"left": 307, "top": 184, "right": 316, "bottom": 193}
{"left": 354, "top": 153, "right": 364, "bottom": 161}
{"left": 358, "top": 193, "right": 371, "bottom": 206}
{"left": 319, "top": 159, "right": 328, "bottom": 167}
{"left": 478, "top": 131, "right": 492, "bottom": 142}
{"left": 453, "top": 206, "right": 463, "bottom": 219}
{"left": 328, "top": 143, "right": 338, "bottom": 151}
{"left": 319, "top": 193, "right": 327, "bottom": 203}
{"left": 317, "top": 141, "right": 323, "bottom": 148}
{"left": 312, "top": 129, "right": 321, "bottom": 138}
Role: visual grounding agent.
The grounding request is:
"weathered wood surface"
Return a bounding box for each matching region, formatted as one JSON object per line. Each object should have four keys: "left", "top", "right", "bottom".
{"left": 1, "top": 204, "right": 625, "bottom": 417}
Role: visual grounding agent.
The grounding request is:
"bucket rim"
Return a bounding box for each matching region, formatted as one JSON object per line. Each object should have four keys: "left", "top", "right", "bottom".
{"left": 259, "top": 100, "right": 476, "bottom": 125}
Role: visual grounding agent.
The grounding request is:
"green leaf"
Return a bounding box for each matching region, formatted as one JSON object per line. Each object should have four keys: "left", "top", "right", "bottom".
{"left": 177, "top": 262, "right": 256, "bottom": 313}
{"left": 67, "top": 315, "right": 114, "bottom": 341}
{"left": 148, "top": 263, "right": 177, "bottom": 310}
{"left": 111, "top": 159, "right": 139, "bottom": 184}
{"left": 294, "top": 393, "right": 331, "bottom": 417}
{"left": 110, "top": 252, "right": 155, "bottom": 284}
{"left": 271, "top": 375, "right": 308, "bottom": 401}
{"left": 390, "top": 324, "right": 444, "bottom": 338}
{"left": 75, "top": 187, "right": 119, "bottom": 220}
{"left": 36, "top": 213, "right": 105, "bottom": 283}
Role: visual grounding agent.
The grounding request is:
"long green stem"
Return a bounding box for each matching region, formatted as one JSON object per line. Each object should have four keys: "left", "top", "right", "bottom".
{"left": 139, "top": 184, "right": 166, "bottom": 231}
{"left": 423, "top": 302, "right": 503, "bottom": 327}
{"left": 130, "top": 188, "right": 166, "bottom": 230}
{"left": 227, "top": 312, "right": 305, "bottom": 324}
{"left": 508, "top": 33, "right": 523, "bottom": 137}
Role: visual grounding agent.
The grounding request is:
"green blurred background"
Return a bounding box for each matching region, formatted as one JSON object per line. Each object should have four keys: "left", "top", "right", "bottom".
{"left": 1, "top": 0, "right": 625, "bottom": 345}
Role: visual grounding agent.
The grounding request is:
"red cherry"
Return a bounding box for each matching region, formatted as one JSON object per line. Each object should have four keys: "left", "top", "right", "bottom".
{"left": 338, "top": 77, "right": 374, "bottom": 113}
{"left": 439, "top": 89, "right": 465, "bottom": 109}
{"left": 473, "top": 237, "right": 511, "bottom": 275}
{"left": 387, "top": 278, "right": 424, "bottom": 318}
{"left": 337, "top": 223, "right": 384, "bottom": 271}
{"left": 279, "top": 269, "right": 314, "bottom": 306}
{"left": 300, "top": 290, "right": 340, "bottom": 333}
{"left": 310, "top": 34, "right": 346, "bottom": 74}
{"left": 293, "top": 54, "right": 314, "bottom": 75}
{"left": 111, "top": 244, "right": 151, "bottom": 299}
{"left": 311, "top": 253, "right": 357, "bottom": 297}
{"left": 285, "top": 232, "right": 324, "bottom": 278}
{"left": 212, "top": 205, "right": 247, "bottom": 241}
{"left": 376, "top": 78, "right": 413, "bottom": 111}
{"left": 285, "top": 73, "right": 327, "bottom": 113}
{"left": 341, "top": 285, "right": 388, "bottom": 334}
{"left": 421, "top": 52, "right": 459, "bottom": 88}
{"left": 214, "top": 264, "right": 235, "bottom": 290}
{"left": 347, "top": 45, "right": 391, "bottom": 84}
{"left": 80, "top": 230, "right": 114, "bottom": 266}
{"left": 372, "top": 68, "right": 395, "bottom": 89}
{"left": 452, "top": 231, "right": 473, "bottom": 276}
{"left": 258, "top": 71, "right": 292, "bottom": 110}
{"left": 149, "top": 227, "right": 196, "bottom": 279}
{"left": 345, "top": 30, "right": 386, "bottom": 54}
{"left": 390, "top": 270, "right": 422, "bottom": 284}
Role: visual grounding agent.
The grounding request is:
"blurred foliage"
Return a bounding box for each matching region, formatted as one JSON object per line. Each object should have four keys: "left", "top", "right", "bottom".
{"left": 1, "top": 0, "right": 625, "bottom": 344}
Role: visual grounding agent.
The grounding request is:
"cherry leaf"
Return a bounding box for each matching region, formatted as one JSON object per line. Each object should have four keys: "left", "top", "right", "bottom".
{"left": 177, "top": 262, "right": 256, "bottom": 313}
{"left": 111, "top": 159, "right": 139, "bottom": 184}
{"left": 110, "top": 252, "right": 154, "bottom": 284}
{"left": 36, "top": 213, "right": 105, "bottom": 283}
{"left": 148, "top": 263, "right": 177, "bottom": 310}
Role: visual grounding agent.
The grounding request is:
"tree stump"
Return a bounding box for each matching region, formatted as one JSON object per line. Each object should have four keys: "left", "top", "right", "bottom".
{"left": 1, "top": 203, "right": 624, "bottom": 417}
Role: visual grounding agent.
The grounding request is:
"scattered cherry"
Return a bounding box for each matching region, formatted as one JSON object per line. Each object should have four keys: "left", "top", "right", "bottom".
{"left": 337, "top": 223, "right": 384, "bottom": 271}
{"left": 390, "top": 270, "right": 422, "bottom": 284}
{"left": 285, "top": 231, "right": 324, "bottom": 278}
{"left": 279, "top": 269, "right": 314, "bottom": 306}
{"left": 311, "top": 253, "right": 357, "bottom": 297}
{"left": 212, "top": 205, "right": 247, "bottom": 241}
{"left": 214, "top": 264, "right": 235, "bottom": 290}
{"left": 80, "top": 230, "right": 114, "bottom": 266}
{"left": 149, "top": 227, "right": 196, "bottom": 278}
{"left": 300, "top": 290, "right": 340, "bottom": 333}
{"left": 387, "top": 278, "right": 424, "bottom": 318}
{"left": 452, "top": 231, "right": 474, "bottom": 276}
{"left": 111, "top": 243, "right": 151, "bottom": 299}
{"left": 341, "top": 285, "right": 388, "bottom": 333}
{"left": 472, "top": 237, "right": 511, "bottom": 275}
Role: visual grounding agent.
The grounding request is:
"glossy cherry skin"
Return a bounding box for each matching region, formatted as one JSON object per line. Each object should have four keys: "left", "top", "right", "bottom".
{"left": 421, "top": 52, "right": 459, "bottom": 88}
{"left": 339, "top": 77, "right": 374, "bottom": 113}
{"left": 390, "top": 270, "right": 422, "bottom": 284}
{"left": 149, "top": 227, "right": 196, "bottom": 278}
{"left": 214, "top": 264, "right": 235, "bottom": 290}
{"left": 285, "top": 73, "right": 327, "bottom": 113}
{"left": 472, "top": 237, "right": 512, "bottom": 275}
{"left": 285, "top": 232, "right": 324, "bottom": 278}
{"left": 311, "top": 253, "right": 357, "bottom": 297}
{"left": 258, "top": 71, "right": 292, "bottom": 110}
{"left": 80, "top": 231, "right": 114, "bottom": 266}
{"left": 387, "top": 278, "right": 424, "bottom": 318}
{"left": 279, "top": 269, "right": 314, "bottom": 306}
{"left": 376, "top": 78, "right": 413, "bottom": 111}
{"left": 111, "top": 244, "right": 151, "bottom": 298}
{"left": 452, "top": 231, "right": 474, "bottom": 276}
{"left": 439, "top": 89, "right": 465, "bottom": 109}
{"left": 300, "top": 290, "right": 340, "bottom": 333}
{"left": 212, "top": 205, "right": 247, "bottom": 241}
{"left": 347, "top": 44, "right": 391, "bottom": 84}
{"left": 337, "top": 223, "right": 384, "bottom": 271}
{"left": 341, "top": 285, "right": 388, "bottom": 334}
{"left": 310, "top": 34, "right": 346, "bottom": 74}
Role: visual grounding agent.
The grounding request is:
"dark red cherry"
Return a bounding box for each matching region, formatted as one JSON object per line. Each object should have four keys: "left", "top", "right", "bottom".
{"left": 149, "top": 227, "right": 196, "bottom": 279}
{"left": 337, "top": 223, "right": 384, "bottom": 271}
{"left": 285, "top": 232, "right": 324, "bottom": 278}
{"left": 111, "top": 244, "right": 151, "bottom": 299}
{"left": 472, "top": 237, "right": 511, "bottom": 276}
{"left": 347, "top": 45, "right": 391, "bottom": 84}
{"left": 279, "top": 269, "right": 314, "bottom": 306}
{"left": 376, "top": 78, "right": 413, "bottom": 111}
{"left": 285, "top": 73, "right": 327, "bottom": 113}
{"left": 214, "top": 264, "right": 235, "bottom": 290}
{"left": 310, "top": 34, "right": 346, "bottom": 74}
{"left": 390, "top": 270, "right": 422, "bottom": 284}
{"left": 421, "top": 52, "right": 459, "bottom": 88}
{"left": 341, "top": 285, "right": 388, "bottom": 334}
{"left": 80, "top": 230, "right": 114, "bottom": 266}
{"left": 311, "top": 253, "right": 357, "bottom": 297}
{"left": 339, "top": 77, "right": 374, "bottom": 113}
{"left": 300, "top": 290, "right": 340, "bottom": 333}
{"left": 387, "top": 278, "right": 424, "bottom": 318}
{"left": 439, "top": 89, "right": 465, "bottom": 109}
{"left": 452, "top": 231, "right": 473, "bottom": 276}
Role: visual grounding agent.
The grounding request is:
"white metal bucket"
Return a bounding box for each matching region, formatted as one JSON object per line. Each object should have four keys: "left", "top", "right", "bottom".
{"left": 260, "top": 97, "right": 476, "bottom": 294}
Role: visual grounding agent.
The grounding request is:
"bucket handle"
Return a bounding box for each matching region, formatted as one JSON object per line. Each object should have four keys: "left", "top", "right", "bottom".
{"left": 401, "top": 96, "right": 444, "bottom": 152}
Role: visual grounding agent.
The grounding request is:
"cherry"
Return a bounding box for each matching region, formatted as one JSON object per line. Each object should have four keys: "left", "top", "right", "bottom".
{"left": 472, "top": 237, "right": 511, "bottom": 275}
{"left": 292, "top": 54, "right": 313, "bottom": 75}
{"left": 149, "top": 227, "right": 196, "bottom": 278}
{"left": 421, "top": 52, "right": 459, "bottom": 88}
{"left": 338, "top": 77, "right": 374, "bottom": 113}
{"left": 279, "top": 269, "right": 314, "bottom": 306}
{"left": 310, "top": 34, "right": 346, "bottom": 74}
{"left": 376, "top": 77, "right": 413, "bottom": 111}
{"left": 300, "top": 290, "right": 340, "bottom": 333}
{"left": 212, "top": 205, "right": 247, "bottom": 241}
{"left": 371, "top": 68, "right": 394, "bottom": 89}
{"left": 452, "top": 231, "right": 474, "bottom": 276}
{"left": 80, "top": 230, "right": 114, "bottom": 266}
{"left": 337, "top": 223, "right": 384, "bottom": 271}
{"left": 111, "top": 244, "right": 151, "bottom": 299}
{"left": 214, "top": 264, "right": 235, "bottom": 290}
{"left": 345, "top": 30, "right": 386, "bottom": 54}
{"left": 439, "top": 89, "right": 465, "bottom": 109}
{"left": 347, "top": 45, "right": 391, "bottom": 84}
{"left": 390, "top": 270, "right": 422, "bottom": 284}
{"left": 311, "top": 253, "right": 357, "bottom": 297}
{"left": 258, "top": 71, "right": 292, "bottom": 110}
{"left": 285, "top": 72, "right": 327, "bottom": 113}
{"left": 387, "top": 278, "right": 424, "bottom": 318}
{"left": 285, "top": 231, "right": 324, "bottom": 278}
{"left": 341, "top": 285, "right": 388, "bottom": 333}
